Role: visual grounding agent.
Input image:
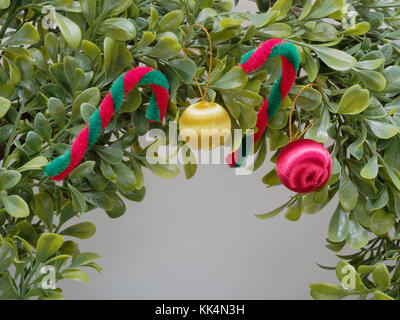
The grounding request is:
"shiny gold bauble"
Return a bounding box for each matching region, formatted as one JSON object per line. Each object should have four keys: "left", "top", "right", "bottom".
{"left": 179, "top": 101, "right": 231, "bottom": 150}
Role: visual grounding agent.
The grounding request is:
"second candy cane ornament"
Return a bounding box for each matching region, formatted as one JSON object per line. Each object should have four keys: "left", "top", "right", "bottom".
{"left": 226, "top": 38, "right": 300, "bottom": 167}
{"left": 226, "top": 39, "right": 332, "bottom": 194}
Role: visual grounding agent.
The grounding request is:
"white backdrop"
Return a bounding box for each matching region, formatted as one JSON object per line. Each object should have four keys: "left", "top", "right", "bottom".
{"left": 61, "top": 0, "right": 340, "bottom": 299}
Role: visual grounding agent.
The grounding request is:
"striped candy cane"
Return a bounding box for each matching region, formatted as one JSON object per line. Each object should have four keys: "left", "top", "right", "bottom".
{"left": 226, "top": 39, "right": 300, "bottom": 168}
{"left": 44, "top": 67, "right": 170, "bottom": 181}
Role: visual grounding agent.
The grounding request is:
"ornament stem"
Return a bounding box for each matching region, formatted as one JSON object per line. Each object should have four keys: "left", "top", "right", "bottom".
{"left": 182, "top": 24, "right": 213, "bottom": 102}
{"left": 289, "top": 83, "right": 325, "bottom": 142}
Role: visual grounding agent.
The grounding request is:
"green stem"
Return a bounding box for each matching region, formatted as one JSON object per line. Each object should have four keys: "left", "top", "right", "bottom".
{"left": 356, "top": 3, "right": 400, "bottom": 8}
{"left": 0, "top": 1, "right": 20, "bottom": 41}
{"left": 20, "top": 260, "right": 40, "bottom": 298}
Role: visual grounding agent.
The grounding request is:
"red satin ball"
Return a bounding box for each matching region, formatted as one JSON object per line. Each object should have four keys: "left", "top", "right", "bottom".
{"left": 276, "top": 139, "right": 332, "bottom": 194}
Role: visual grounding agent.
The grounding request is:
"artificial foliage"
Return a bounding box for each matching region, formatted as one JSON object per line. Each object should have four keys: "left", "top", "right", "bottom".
{"left": 0, "top": 0, "right": 399, "bottom": 300}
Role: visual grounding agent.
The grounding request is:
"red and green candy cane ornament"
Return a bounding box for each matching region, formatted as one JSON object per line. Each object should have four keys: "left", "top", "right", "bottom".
{"left": 226, "top": 39, "right": 332, "bottom": 194}
{"left": 44, "top": 67, "right": 169, "bottom": 181}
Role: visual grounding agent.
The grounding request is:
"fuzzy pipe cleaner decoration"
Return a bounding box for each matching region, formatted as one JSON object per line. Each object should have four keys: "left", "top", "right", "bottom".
{"left": 44, "top": 67, "right": 170, "bottom": 181}
{"left": 226, "top": 39, "right": 300, "bottom": 168}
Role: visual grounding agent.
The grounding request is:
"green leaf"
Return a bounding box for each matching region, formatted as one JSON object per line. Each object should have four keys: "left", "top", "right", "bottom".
{"left": 99, "top": 18, "right": 136, "bottom": 41}
{"left": 105, "top": 193, "right": 126, "bottom": 219}
{"left": 343, "top": 22, "right": 370, "bottom": 36}
{"left": 381, "top": 158, "right": 400, "bottom": 191}
{"left": 356, "top": 70, "right": 386, "bottom": 92}
{"left": 355, "top": 58, "right": 385, "bottom": 70}
{"left": 36, "top": 233, "right": 64, "bottom": 262}
{"left": 45, "top": 32, "right": 59, "bottom": 63}
{"left": 2, "top": 195, "right": 29, "bottom": 218}
{"left": 68, "top": 184, "right": 87, "bottom": 214}
{"left": 15, "top": 221, "right": 37, "bottom": 246}
{"left": 309, "top": 283, "right": 348, "bottom": 300}
{"left": 145, "top": 162, "right": 180, "bottom": 180}
{"left": 305, "top": 107, "right": 329, "bottom": 143}
{"left": 366, "top": 120, "right": 398, "bottom": 139}
{"left": 54, "top": 12, "right": 82, "bottom": 50}
{"left": 157, "top": 10, "right": 184, "bottom": 31}
{"left": 338, "top": 85, "right": 371, "bottom": 114}
{"left": 60, "top": 222, "right": 96, "bottom": 239}
{"left": 182, "top": 148, "right": 197, "bottom": 180}
{"left": 26, "top": 131, "right": 42, "bottom": 152}
{"left": 62, "top": 268, "right": 89, "bottom": 283}
{"left": 248, "top": 11, "right": 280, "bottom": 28}
{"left": 239, "top": 105, "right": 257, "bottom": 130}
{"left": 312, "top": 46, "right": 357, "bottom": 71}
{"left": 346, "top": 215, "right": 369, "bottom": 249}
{"left": 18, "top": 156, "right": 48, "bottom": 172}
{"left": 103, "top": 37, "right": 132, "bottom": 82}
{"left": 84, "top": 191, "right": 112, "bottom": 210}
{"left": 148, "top": 6, "right": 158, "bottom": 31}
{"left": 80, "top": 103, "right": 96, "bottom": 123}
{"left": 370, "top": 210, "right": 396, "bottom": 236}
{"left": 70, "top": 161, "right": 95, "bottom": 179}
{"left": 113, "top": 163, "right": 137, "bottom": 191}
{"left": 120, "top": 88, "right": 142, "bottom": 113}
{"left": 374, "top": 290, "right": 395, "bottom": 300}
{"left": 305, "top": 22, "right": 338, "bottom": 42}
{"left": 70, "top": 252, "right": 101, "bottom": 268}
{"left": 0, "top": 97, "right": 10, "bottom": 118}
{"left": 339, "top": 171, "right": 358, "bottom": 211}
{"left": 0, "top": 274, "right": 19, "bottom": 300}
{"left": 360, "top": 155, "right": 378, "bottom": 180}
{"left": 255, "top": 202, "right": 288, "bottom": 220}
{"left": 120, "top": 187, "right": 146, "bottom": 202}
{"left": 80, "top": 0, "right": 96, "bottom": 26}
{"left": 262, "top": 169, "right": 281, "bottom": 187}
{"left": 94, "top": 146, "right": 123, "bottom": 164}
{"left": 106, "top": 0, "right": 132, "bottom": 17}
{"left": 33, "top": 192, "right": 54, "bottom": 229}
{"left": 372, "top": 264, "right": 391, "bottom": 290}
{"left": 195, "top": 8, "right": 217, "bottom": 25}
{"left": 383, "top": 137, "right": 400, "bottom": 172}
{"left": 72, "top": 87, "right": 100, "bottom": 120}
{"left": 168, "top": 58, "right": 196, "bottom": 83}
{"left": 308, "top": 0, "right": 345, "bottom": 19}
{"left": 0, "top": 170, "right": 21, "bottom": 190}
{"left": 290, "top": 86, "right": 322, "bottom": 111}
{"left": 147, "top": 37, "right": 181, "bottom": 60}
{"left": 0, "top": 0, "right": 10, "bottom": 9}
{"left": 34, "top": 113, "right": 51, "bottom": 141}
{"left": 328, "top": 206, "right": 350, "bottom": 242}
{"left": 285, "top": 198, "right": 302, "bottom": 221}
{"left": 303, "top": 49, "right": 318, "bottom": 82}
{"left": 270, "top": 0, "right": 292, "bottom": 20}
{"left": 261, "top": 23, "right": 292, "bottom": 38}
{"left": 59, "top": 202, "right": 76, "bottom": 227}
{"left": 2, "top": 23, "right": 40, "bottom": 47}
{"left": 5, "top": 58, "right": 20, "bottom": 85}
{"left": 213, "top": 66, "right": 247, "bottom": 90}
{"left": 383, "top": 66, "right": 400, "bottom": 94}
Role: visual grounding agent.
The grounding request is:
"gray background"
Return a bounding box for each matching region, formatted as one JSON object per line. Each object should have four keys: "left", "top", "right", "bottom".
{"left": 61, "top": 0, "right": 339, "bottom": 299}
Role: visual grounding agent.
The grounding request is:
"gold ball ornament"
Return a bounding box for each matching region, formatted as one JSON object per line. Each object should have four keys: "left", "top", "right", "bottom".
{"left": 179, "top": 101, "right": 231, "bottom": 150}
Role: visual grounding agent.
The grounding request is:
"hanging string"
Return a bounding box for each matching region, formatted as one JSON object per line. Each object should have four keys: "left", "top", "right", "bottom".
{"left": 182, "top": 24, "right": 213, "bottom": 102}
{"left": 288, "top": 83, "right": 325, "bottom": 142}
